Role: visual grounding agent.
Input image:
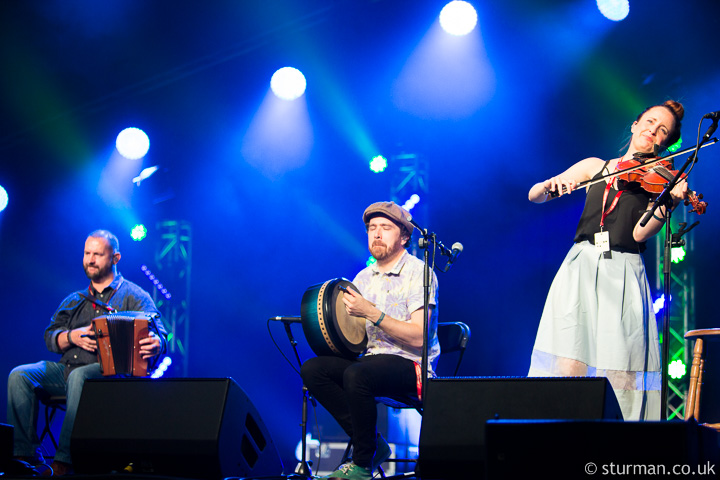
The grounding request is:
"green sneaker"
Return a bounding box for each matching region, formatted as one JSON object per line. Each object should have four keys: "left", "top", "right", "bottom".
{"left": 323, "top": 462, "right": 372, "bottom": 480}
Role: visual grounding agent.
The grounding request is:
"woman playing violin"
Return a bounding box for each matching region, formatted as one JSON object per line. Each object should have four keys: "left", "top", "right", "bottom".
{"left": 527, "top": 100, "right": 688, "bottom": 421}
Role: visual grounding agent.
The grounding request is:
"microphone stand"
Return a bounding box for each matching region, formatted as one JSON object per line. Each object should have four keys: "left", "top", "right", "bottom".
{"left": 639, "top": 129, "right": 716, "bottom": 420}
{"left": 405, "top": 216, "right": 453, "bottom": 404}
{"left": 271, "top": 316, "right": 314, "bottom": 479}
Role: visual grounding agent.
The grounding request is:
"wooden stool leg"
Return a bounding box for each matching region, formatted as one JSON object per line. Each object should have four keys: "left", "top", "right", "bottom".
{"left": 685, "top": 338, "right": 704, "bottom": 422}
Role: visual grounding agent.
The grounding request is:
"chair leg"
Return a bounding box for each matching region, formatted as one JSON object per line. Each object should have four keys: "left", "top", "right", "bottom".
{"left": 696, "top": 357, "right": 705, "bottom": 422}
{"left": 685, "top": 338, "right": 704, "bottom": 422}
{"left": 41, "top": 405, "right": 59, "bottom": 450}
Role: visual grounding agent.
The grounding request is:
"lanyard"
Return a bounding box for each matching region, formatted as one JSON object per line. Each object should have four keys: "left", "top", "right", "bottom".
{"left": 600, "top": 177, "right": 623, "bottom": 230}
{"left": 85, "top": 277, "right": 123, "bottom": 313}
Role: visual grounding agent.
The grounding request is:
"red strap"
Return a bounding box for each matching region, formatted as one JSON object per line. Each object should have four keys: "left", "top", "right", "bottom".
{"left": 86, "top": 281, "right": 120, "bottom": 313}
{"left": 600, "top": 178, "right": 623, "bottom": 229}
{"left": 415, "top": 362, "right": 423, "bottom": 400}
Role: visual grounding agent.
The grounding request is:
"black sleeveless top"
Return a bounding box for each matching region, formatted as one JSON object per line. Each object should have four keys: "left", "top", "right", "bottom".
{"left": 574, "top": 164, "right": 653, "bottom": 253}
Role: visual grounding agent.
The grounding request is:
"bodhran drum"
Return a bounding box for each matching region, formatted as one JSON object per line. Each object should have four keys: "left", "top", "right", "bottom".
{"left": 301, "top": 278, "right": 368, "bottom": 359}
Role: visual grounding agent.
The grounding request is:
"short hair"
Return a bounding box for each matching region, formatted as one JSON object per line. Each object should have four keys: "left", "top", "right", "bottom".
{"left": 88, "top": 229, "right": 120, "bottom": 255}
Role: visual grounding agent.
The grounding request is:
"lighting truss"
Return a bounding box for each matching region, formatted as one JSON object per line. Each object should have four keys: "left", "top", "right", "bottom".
{"left": 655, "top": 208, "right": 694, "bottom": 420}
{"left": 154, "top": 220, "right": 192, "bottom": 377}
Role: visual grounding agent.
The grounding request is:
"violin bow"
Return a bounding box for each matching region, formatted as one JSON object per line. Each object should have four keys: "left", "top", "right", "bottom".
{"left": 550, "top": 137, "right": 719, "bottom": 197}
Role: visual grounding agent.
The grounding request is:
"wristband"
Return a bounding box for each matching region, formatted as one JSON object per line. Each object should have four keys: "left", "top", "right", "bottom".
{"left": 66, "top": 330, "right": 75, "bottom": 347}
{"left": 374, "top": 312, "right": 385, "bottom": 327}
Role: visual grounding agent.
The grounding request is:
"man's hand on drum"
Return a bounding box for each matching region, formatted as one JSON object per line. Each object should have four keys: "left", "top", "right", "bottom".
{"left": 139, "top": 331, "right": 162, "bottom": 359}
{"left": 342, "top": 288, "right": 378, "bottom": 320}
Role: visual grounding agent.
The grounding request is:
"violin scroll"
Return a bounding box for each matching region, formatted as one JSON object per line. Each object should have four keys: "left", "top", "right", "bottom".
{"left": 685, "top": 191, "right": 708, "bottom": 215}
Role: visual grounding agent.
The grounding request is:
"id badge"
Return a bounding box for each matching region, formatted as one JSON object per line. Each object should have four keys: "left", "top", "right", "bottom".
{"left": 594, "top": 231, "right": 610, "bottom": 253}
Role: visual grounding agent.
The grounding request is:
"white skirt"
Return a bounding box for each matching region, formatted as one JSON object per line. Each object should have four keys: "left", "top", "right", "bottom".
{"left": 528, "top": 241, "right": 661, "bottom": 421}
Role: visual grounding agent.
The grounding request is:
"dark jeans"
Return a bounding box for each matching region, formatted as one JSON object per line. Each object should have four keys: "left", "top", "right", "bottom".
{"left": 300, "top": 354, "right": 417, "bottom": 469}
{"left": 7, "top": 361, "right": 104, "bottom": 464}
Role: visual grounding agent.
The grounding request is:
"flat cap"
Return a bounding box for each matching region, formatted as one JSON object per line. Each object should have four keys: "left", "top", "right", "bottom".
{"left": 362, "top": 201, "right": 414, "bottom": 236}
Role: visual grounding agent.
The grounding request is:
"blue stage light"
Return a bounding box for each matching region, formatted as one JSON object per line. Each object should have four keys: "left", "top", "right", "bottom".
{"left": 116, "top": 127, "right": 150, "bottom": 160}
{"left": 151, "top": 356, "right": 173, "bottom": 378}
{"left": 271, "top": 67, "right": 307, "bottom": 100}
{"left": 0, "top": 185, "right": 8, "bottom": 213}
{"left": 439, "top": 1, "right": 478, "bottom": 36}
{"left": 141, "top": 265, "right": 173, "bottom": 300}
{"left": 596, "top": 0, "right": 629, "bottom": 21}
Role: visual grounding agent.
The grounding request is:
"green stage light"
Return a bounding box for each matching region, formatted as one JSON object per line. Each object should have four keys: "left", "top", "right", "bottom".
{"left": 366, "top": 256, "right": 377, "bottom": 267}
{"left": 131, "top": 224, "right": 148, "bottom": 241}
{"left": 369, "top": 155, "right": 387, "bottom": 173}
{"left": 671, "top": 246, "right": 686, "bottom": 264}
{"left": 667, "top": 136, "right": 682, "bottom": 153}
{"left": 668, "top": 359, "right": 686, "bottom": 379}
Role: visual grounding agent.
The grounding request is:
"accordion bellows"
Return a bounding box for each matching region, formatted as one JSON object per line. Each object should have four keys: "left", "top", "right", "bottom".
{"left": 91, "top": 311, "right": 158, "bottom": 376}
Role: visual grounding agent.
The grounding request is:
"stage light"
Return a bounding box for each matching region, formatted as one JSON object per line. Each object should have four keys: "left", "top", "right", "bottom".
{"left": 271, "top": 67, "right": 307, "bottom": 100}
{"left": 671, "top": 246, "right": 686, "bottom": 264}
{"left": 295, "top": 434, "right": 320, "bottom": 463}
{"left": 439, "top": 1, "right": 478, "bottom": 36}
{"left": 0, "top": 185, "right": 8, "bottom": 213}
{"left": 402, "top": 194, "right": 420, "bottom": 211}
{"left": 668, "top": 359, "right": 686, "bottom": 379}
{"left": 653, "top": 295, "right": 665, "bottom": 314}
{"left": 366, "top": 256, "right": 377, "bottom": 267}
{"left": 151, "top": 356, "right": 173, "bottom": 378}
{"left": 116, "top": 127, "right": 150, "bottom": 160}
{"left": 369, "top": 155, "right": 388, "bottom": 173}
{"left": 667, "top": 136, "right": 682, "bottom": 153}
{"left": 132, "top": 165, "right": 159, "bottom": 185}
{"left": 653, "top": 294, "right": 673, "bottom": 314}
{"left": 131, "top": 224, "right": 147, "bottom": 241}
{"left": 141, "top": 265, "right": 173, "bottom": 300}
{"left": 596, "top": 0, "right": 629, "bottom": 21}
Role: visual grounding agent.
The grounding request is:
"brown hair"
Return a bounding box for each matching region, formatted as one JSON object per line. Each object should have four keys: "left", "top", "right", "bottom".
{"left": 635, "top": 100, "right": 684, "bottom": 147}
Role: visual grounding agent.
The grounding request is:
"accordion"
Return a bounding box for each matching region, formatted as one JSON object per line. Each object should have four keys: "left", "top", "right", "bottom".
{"left": 91, "top": 311, "right": 159, "bottom": 376}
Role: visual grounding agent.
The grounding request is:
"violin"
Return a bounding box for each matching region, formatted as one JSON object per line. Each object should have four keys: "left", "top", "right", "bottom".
{"left": 548, "top": 139, "right": 715, "bottom": 215}
{"left": 615, "top": 156, "right": 707, "bottom": 215}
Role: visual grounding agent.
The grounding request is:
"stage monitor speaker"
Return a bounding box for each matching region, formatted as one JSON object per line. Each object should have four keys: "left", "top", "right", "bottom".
{"left": 0, "top": 424, "right": 12, "bottom": 465}
{"left": 418, "top": 376, "right": 623, "bottom": 479}
{"left": 71, "top": 377, "right": 283, "bottom": 479}
{"left": 485, "top": 419, "right": 720, "bottom": 478}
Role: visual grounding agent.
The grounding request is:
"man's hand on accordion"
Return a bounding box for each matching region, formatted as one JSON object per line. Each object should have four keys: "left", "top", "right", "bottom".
{"left": 139, "top": 331, "right": 162, "bottom": 359}
{"left": 70, "top": 325, "right": 97, "bottom": 352}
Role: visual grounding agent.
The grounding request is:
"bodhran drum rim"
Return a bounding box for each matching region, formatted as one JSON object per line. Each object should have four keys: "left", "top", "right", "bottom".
{"left": 300, "top": 278, "right": 367, "bottom": 359}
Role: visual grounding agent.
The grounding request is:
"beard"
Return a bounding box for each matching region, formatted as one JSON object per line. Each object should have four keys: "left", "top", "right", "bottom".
{"left": 84, "top": 262, "right": 113, "bottom": 282}
{"left": 370, "top": 240, "right": 402, "bottom": 262}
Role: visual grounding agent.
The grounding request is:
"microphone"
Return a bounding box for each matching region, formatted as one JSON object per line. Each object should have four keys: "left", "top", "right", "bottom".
{"left": 443, "top": 242, "right": 464, "bottom": 272}
{"left": 270, "top": 316, "right": 302, "bottom": 323}
{"left": 702, "top": 112, "right": 719, "bottom": 142}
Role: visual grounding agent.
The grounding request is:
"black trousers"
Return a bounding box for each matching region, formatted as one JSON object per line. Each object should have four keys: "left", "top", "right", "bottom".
{"left": 300, "top": 354, "right": 418, "bottom": 469}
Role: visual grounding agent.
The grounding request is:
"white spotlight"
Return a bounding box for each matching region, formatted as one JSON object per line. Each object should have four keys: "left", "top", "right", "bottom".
{"left": 270, "top": 67, "right": 307, "bottom": 101}
{"left": 439, "top": 1, "right": 478, "bottom": 36}
{"left": 132, "top": 165, "right": 159, "bottom": 185}
{"left": 116, "top": 127, "right": 150, "bottom": 160}
{"left": 597, "top": 0, "right": 629, "bottom": 21}
{"left": 0, "top": 185, "right": 8, "bottom": 213}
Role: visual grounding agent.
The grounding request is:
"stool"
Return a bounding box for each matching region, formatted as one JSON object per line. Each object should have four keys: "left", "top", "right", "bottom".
{"left": 684, "top": 328, "right": 720, "bottom": 430}
{"left": 34, "top": 389, "right": 67, "bottom": 453}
